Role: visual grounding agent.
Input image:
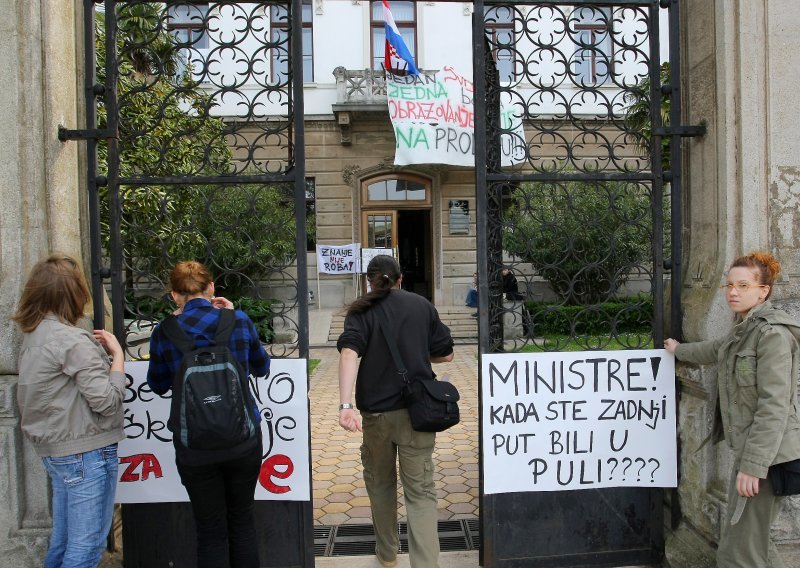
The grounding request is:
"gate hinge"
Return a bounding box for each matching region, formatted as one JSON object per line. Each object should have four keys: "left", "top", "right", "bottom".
{"left": 58, "top": 126, "right": 115, "bottom": 142}
{"left": 653, "top": 125, "right": 706, "bottom": 138}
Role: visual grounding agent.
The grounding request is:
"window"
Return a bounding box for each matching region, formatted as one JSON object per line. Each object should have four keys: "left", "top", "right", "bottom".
{"left": 371, "top": 1, "right": 416, "bottom": 72}
{"left": 365, "top": 213, "right": 394, "bottom": 249}
{"left": 572, "top": 6, "right": 612, "bottom": 86}
{"left": 366, "top": 178, "right": 426, "bottom": 203}
{"left": 271, "top": 0, "right": 314, "bottom": 83}
{"left": 485, "top": 5, "right": 515, "bottom": 82}
{"left": 166, "top": 3, "right": 209, "bottom": 80}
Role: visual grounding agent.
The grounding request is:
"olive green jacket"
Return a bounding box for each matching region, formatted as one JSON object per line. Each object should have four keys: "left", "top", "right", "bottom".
{"left": 675, "top": 301, "right": 800, "bottom": 478}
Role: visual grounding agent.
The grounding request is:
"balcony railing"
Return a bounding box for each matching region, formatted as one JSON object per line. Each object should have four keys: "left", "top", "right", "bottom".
{"left": 333, "top": 66, "right": 438, "bottom": 104}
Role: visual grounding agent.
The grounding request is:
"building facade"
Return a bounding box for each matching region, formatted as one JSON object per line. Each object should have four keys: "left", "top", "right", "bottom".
{"left": 2, "top": 1, "right": 800, "bottom": 565}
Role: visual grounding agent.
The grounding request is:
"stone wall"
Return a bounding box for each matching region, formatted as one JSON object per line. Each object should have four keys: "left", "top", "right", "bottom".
{"left": 667, "top": 1, "right": 800, "bottom": 565}
{"left": 0, "top": 1, "right": 85, "bottom": 565}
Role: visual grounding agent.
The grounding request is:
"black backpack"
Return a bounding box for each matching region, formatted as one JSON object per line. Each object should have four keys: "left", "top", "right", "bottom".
{"left": 160, "top": 309, "right": 258, "bottom": 464}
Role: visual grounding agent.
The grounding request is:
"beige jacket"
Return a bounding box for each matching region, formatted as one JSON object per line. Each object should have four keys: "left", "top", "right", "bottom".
{"left": 675, "top": 301, "right": 800, "bottom": 478}
{"left": 17, "top": 315, "right": 126, "bottom": 457}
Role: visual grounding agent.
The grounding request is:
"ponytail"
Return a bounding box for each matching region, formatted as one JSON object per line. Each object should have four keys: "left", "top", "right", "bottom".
{"left": 346, "top": 255, "right": 402, "bottom": 315}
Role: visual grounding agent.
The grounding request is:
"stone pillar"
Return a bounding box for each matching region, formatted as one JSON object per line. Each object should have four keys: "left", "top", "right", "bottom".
{"left": 667, "top": 0, "right": 800, "bottom": 565}
{"left": 0, "top": 1, "right": 85, "bottom": 565}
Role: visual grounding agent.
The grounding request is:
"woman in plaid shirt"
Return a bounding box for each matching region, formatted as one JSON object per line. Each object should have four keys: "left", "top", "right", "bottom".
{"left": 147, "top": 261, "right": 269, "bottom": 568}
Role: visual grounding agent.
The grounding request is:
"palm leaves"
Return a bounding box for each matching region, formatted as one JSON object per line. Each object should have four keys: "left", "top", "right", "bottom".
{"left": 624, "top": 62, "right": 670, "bottom": 171}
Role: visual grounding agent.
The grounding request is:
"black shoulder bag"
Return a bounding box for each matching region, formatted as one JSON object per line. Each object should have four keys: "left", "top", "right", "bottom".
{"left": 769, "top": 459, "right": 800, "bottom": 496}
{"left": 375, "top": 303, "right": 460, "bottom": 432}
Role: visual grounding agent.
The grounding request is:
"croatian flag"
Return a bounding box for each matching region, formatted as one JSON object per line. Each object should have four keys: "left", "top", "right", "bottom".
{"left": 383, "top": 0, "right": 419, "bottom": 76}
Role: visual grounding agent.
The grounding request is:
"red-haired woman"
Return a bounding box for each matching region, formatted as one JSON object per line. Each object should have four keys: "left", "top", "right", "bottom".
{"left": 666, "top": 252, "right": 800, "bottom": 567}
{"left": 13, "top": 255, "right": 126, "bottom": 567}
{"left": 147, "top": 260, "right": 269, "bottom": 568}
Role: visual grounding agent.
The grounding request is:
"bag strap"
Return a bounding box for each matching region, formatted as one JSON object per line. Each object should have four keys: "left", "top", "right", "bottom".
{"left": 160, "top": 308, "right": 237, "bottom": 355}
{"left": 213, "top": 308, "right": 236, "bottom": 346}
{"left": 160, "top": 315, "right": 195, "bottom": 355}
{"left": 375, "top": 302, "right": 409, "bottom": 384}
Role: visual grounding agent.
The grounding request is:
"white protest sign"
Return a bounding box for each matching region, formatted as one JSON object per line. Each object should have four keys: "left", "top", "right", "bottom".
{"left": 360, "top": 248, "right": 395, "bottom": 273}
{"left": 116, "top": 359, "right": 310, "bottom": 503}
{"left": 317, "top": 243, "right": 360, "bottom": 274}
{"left": 482, "top": 350, "right": 676, "bottom": 494}
{"left": 387, "top": 65, "right": 526, "bottom": 167}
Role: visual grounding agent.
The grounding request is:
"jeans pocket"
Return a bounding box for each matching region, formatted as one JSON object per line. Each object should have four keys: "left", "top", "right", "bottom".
{"left": 101, "top": 443, "right": 118, "bottom": 462}
{"left": 44, "top": 454, "right": 85, "bottom": 486}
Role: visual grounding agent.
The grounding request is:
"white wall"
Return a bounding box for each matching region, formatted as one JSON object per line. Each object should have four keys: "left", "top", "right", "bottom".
{"left": 195, "top": 1, "right": 666, "bottom": 118}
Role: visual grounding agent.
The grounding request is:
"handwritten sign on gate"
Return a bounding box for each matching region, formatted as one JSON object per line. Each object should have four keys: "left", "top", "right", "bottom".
{"left": 116, "top": 359, "right": 310, "bottom": 503}
{"left": 481, "top": 350, "right": 677, "bottom": 494}
{"left": 388, "top": 65, "right": 526, "bottom": 167}
{"left": 317, "top": 243, "right": 360, "bottom": 274}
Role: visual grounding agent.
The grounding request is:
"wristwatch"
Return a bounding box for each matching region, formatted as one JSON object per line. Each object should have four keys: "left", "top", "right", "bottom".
{"left": 339, "top": 403, "right": 354, "bottom": 410}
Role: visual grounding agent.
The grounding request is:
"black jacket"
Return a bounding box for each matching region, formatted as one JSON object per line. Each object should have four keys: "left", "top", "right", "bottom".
{"left": 337, "top": 289, "right": 454, "bottom": 412}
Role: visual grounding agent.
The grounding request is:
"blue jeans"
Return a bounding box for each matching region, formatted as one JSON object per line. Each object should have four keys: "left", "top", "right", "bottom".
{"left": 465, "top": 288, "right": 478, "bottom": 308}
{"left": 42, "top": 444, "right": 118, "bottom": 568}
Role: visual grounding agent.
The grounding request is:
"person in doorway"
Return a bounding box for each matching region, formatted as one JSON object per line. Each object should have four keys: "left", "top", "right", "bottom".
{"left": 337, "top": 254, "right": 454, "bottom": 568}
{"left": 13, "top": 254, "right": 126, "bottom": 568}
{"left": 465, "top": 271, "right": 478, "bottom": 316}
{"left": 146, "top": 261, "right": 269, "bottom": 568}
{"left": 665, "top": 252, "right": 800, "bottom": 568}
{"left": 501, "top": 267, "right": 524, "bottom": 301}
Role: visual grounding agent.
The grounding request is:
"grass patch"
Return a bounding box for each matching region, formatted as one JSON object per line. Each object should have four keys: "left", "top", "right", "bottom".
{"left": 308, "top": 358, "right": 321, "bottom": 375}
{"left": 520, "top": 333, "right": 654, "bottom": 353}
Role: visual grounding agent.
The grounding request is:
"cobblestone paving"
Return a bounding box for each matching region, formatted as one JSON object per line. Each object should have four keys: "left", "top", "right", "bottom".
{"left": 309, "top": 345, "right": 480, "bottom": 526}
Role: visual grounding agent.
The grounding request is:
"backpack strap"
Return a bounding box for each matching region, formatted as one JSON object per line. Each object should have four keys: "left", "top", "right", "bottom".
{"left": 213, "top": 309, "right": 237, "bottom": 345}
{"left": 159, "top": 308, "right": 237, "bottom": 354}
{"left": 160, "top": 315, "right": 196, "bottom": 355}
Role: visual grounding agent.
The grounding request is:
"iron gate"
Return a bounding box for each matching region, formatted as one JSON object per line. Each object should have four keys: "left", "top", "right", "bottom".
{"left": 64, "top": 0, "right": 696, "bottom": 566}
{"left": 473, "top": 0, "right": 687, "bottom": 566}
{"left": 68, "top": 1, "right": 312, "bottom": 565}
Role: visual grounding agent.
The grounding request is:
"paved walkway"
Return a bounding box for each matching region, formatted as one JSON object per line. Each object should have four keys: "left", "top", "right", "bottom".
{"left": 308, "top": 344, "right": 480, "bottom": 526}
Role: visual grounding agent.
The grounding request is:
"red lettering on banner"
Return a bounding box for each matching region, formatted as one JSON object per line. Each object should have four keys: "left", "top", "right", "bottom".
{"left": 442, "top": 65, "right": 474, "bottom": 94}
{"left": 119, "top": 454, "right": 164, "bottom": 482}
{"left": 259, "top": 454, "right": 294, "bottom": 494}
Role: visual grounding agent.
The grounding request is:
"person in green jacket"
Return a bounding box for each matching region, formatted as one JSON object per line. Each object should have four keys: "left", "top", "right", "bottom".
{"left": 665, "top": 251, "right": 800, "bottom": 568}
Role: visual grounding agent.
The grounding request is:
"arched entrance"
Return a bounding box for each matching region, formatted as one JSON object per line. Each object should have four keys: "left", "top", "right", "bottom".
{"left": 361, "top": 175, "right": 433, "bottom": 300}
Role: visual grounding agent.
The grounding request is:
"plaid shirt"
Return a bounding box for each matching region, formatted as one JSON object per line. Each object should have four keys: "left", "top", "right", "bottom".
{"left": 146, "top": 298, "right": 270, "bottom": 398}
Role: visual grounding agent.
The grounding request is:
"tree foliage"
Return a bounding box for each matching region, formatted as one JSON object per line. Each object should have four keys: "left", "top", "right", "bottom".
{"left": 624, "top": 62, "right": 671, "bottom": 171}
{"left": 503, "top": 180, "right": 652, "bottom": 305}
{"left": 95, "top": 5, "right": 307, "bottom": 296}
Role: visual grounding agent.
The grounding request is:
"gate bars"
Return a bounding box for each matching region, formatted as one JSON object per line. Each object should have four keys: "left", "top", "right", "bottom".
{"left": 68, "top": 0, "right": 310, "bottom": 361}
{"left": 473, "top": 1, "right": 702, "bottom": 565}
{"left": 65, "top": 2, "right": 313, "bottom": 566}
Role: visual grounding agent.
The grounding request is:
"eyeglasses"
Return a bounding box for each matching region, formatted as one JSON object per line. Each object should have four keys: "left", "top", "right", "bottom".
{"left": 719, "top": 282, "right": 767, "bottom": 292}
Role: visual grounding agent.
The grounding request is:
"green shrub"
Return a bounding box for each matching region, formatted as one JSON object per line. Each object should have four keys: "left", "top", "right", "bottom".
{"left": 503, "top": 180, "right": 653, "bottom": 305}
{"left": 524, "top": 294, "right": 653, "bottom": 336}
{"left": 233, "top": 297, "right": 277, "bottom": 344}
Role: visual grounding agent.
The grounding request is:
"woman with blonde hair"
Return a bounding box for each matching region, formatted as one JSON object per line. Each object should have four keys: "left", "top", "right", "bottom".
{"left": 666, "top": 252, "right": 800, "bottom": 567}
{"left": 13, "top": 254, "right": 126, "bottom": 567}
{"left": 147, "top": 260, "right": 269, "bottom": 568}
